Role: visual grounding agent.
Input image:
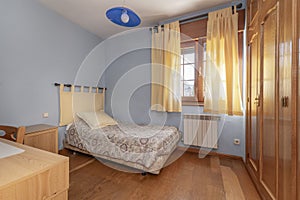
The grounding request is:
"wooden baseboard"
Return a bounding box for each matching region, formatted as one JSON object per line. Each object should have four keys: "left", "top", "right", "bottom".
{"left": 176, "top": 146, "right": 243, "bottom": 160}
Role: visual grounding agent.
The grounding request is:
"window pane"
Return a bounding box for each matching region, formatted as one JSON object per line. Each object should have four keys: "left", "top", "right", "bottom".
{"left": 182, "top": 47, "right": 195, "bottom": 64}
{"left": 181, "top": 66, "right": 184, "bottom": 81}
{"left": 184, "top": 81, "right": 195, "bottom": 96}
{"left": 180, "top": 81, "right": 184, "bottom": 97}
{"left": 184, "top": 64, "right": 195, "bottom": 80}
{"left": 184, "top": 53, "right": 195, "bottom": 64}
{"left": 181, "top": 55, "right": 184, "bottom": 64}
{"left": 201, "top": 61, "right": 206, "bottom": 76}
{"left": 182, "top": 47, "right": 194, "bottom": 54}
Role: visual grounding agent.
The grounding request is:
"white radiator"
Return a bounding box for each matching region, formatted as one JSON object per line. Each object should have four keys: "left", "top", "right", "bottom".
{"left": 184, "top": 114, "right": 220, "bottom": 149}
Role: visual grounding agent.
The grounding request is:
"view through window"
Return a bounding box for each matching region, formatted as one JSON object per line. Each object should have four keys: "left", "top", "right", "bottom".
{"left": 181, "top": 47, "right": 196, "bottom": 97}
{"left": 180, "top": 40, "right": 206, "bottom": 104}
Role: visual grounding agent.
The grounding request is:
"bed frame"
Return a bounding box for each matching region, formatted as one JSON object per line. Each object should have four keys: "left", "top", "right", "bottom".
{"left": 63, "top": 140, "right": 180, "bottom": 174}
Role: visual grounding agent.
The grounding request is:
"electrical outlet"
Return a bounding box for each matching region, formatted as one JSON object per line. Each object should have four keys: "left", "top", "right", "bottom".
{"left": 234, "top": 139, "right": 240, "bottom": 145}
{"left": 43, "top": 112, "right": 49, "bottom": 118}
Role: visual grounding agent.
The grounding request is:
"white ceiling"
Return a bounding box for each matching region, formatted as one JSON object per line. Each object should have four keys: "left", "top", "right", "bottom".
{"left": 37, "top": 0, "right": 234, "bottom": 39}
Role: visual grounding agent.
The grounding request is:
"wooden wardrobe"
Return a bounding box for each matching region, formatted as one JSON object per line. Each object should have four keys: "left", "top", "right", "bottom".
{"left": 246, "top": 0, "right": 299, "bottom": 199}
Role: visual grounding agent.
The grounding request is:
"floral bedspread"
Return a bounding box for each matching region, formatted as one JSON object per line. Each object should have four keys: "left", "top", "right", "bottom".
{"left": 65, "top": 117, "right": 180, "bottom": 168}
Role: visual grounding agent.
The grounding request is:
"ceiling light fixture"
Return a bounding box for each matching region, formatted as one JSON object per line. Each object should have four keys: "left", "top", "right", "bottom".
{"left": 106, "top": 0, "right": 141, "bottom": 27}
{"left": 121, "top": 9, "right": 129, "bottom": 23}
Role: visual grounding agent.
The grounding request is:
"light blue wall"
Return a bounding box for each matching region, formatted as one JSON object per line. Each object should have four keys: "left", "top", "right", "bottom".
{"left": 103, "top": 29, "right": 245, "bottom": 158}
{"left": 0, "top": 0, "right": 101, "bottom": 148}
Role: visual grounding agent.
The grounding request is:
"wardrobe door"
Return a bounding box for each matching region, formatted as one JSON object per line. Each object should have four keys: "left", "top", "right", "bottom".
{"left": 247, "top": 31, "right": 260, "bottom": 175}
{"left": 260, "top": 3, "right": 279, "bottom": 199}
{"left": 278, "top": 0, "right": 293, "bottom": 199}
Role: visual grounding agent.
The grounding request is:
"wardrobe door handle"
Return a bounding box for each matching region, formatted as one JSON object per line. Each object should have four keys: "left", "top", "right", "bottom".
{"left": 281, "top": 96, "right": 289, "bottom": 108}
{"left": 254, "top": 97, "right": 260, "bottom": 106}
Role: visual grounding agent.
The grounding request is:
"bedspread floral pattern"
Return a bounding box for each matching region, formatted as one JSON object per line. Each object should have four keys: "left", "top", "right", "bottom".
{"left": 65, "top": 117, "right": 180, "bottom": 168}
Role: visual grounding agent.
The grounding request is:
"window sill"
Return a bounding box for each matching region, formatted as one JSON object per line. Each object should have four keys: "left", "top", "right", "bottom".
{"left": 182, "top": 101, "right": 204, "bottom": 106}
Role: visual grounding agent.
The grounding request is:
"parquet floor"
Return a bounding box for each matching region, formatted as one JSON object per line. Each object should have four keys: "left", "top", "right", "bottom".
{"left": 60, "top": 149, "right": 261, "bottom": 200}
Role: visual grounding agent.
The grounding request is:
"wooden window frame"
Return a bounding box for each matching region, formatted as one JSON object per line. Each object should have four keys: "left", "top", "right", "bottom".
{"left": 181, "top": 40, "right": 205, "bottom": 105}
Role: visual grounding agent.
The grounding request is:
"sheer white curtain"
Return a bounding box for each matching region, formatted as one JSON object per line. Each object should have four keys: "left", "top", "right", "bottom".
{"left": 204, "top": 6, "right": 243, "bottom": 115}
{"left": 151, "top": 21, "right": 182, "bottom": 112}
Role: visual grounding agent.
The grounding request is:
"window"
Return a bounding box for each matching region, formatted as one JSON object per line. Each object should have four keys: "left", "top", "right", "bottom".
{"left": 181, "top": 47, "right": 195, "bottom": 97}
{"left": 180, "top": 9, "right": 245, "bottom": 106}
{"left": 180, "top": 39, "right": 206, "bottom": 105}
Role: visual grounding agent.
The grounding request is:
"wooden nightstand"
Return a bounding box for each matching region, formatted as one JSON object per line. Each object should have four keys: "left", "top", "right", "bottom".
{"left": 24, "top": 124, "right": 58, "bottom": 153}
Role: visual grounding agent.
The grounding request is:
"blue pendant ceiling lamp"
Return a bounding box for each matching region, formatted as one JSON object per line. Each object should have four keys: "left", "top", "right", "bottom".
{"left": 106, "top": 0, "right": 141, "bottom": 27}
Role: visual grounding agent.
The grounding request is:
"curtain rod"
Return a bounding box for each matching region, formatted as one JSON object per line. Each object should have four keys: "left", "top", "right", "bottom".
{"left": 149, "top": 3, "right": 243, "bottom": 31}
{"left": 180, "top": 3, "right": 243, "bottom": 24}
{"left": 54, "top": 83, "right": 106, "bottom": 90}
{"left": 151, "top": 1, "right": 244, "bottom": 30}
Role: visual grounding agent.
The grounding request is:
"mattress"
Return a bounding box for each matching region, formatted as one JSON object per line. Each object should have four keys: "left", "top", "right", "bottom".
{"left": 65, "top": 117, "right": 181, "bottom": 173}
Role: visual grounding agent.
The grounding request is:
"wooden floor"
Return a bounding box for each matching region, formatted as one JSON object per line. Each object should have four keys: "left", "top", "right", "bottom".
{"left": 60, "top": 149, "right": 261, "bottom": 200}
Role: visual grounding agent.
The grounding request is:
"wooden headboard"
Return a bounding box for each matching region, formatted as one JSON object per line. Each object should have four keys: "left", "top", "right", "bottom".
{"left": 58, "top": 84, "right": 105, "bottom": 126}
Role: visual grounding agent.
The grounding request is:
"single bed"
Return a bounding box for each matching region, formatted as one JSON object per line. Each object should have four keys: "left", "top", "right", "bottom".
{"left": 58, "top": 84, "right": 180, "bottom": 174}
{"left": 65, "top": 115, "right": 180, "bottom": 174}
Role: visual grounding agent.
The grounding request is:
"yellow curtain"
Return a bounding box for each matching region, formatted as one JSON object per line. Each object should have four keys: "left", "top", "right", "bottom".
{"left": 151, "top": 21, "right": 182, "bottom": 112}
{"left": 204, "top": 6, "right": 243, "bottom": 115}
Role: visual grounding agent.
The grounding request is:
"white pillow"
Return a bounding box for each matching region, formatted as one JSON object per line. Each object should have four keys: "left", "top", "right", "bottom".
{"left": 76, "top": 111, "right": 117, "bottom": 129}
